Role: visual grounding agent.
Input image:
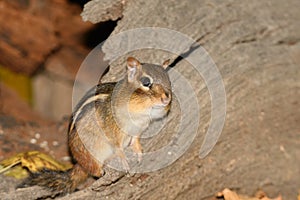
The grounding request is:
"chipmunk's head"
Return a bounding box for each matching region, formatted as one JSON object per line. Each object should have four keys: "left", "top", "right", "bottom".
{"left": 125, "top": 57, "right": 172, "bottom": 120}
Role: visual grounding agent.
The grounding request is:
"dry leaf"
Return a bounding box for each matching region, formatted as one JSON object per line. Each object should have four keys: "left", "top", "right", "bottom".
{"left": 0, "top": 151, "right": 72, "bottom": 179}
{"left": 216, "top": 188, "right": 282, "bottom": 200}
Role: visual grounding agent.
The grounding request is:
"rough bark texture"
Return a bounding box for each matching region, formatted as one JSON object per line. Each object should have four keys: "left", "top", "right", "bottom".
{"left": 1, "top": 0, "right": 299, "bottom": 199}
{"left": 81, "top": 0, "right": 125, "bottom": 23}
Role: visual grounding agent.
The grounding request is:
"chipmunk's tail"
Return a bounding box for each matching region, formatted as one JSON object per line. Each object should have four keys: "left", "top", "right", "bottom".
{"left": 18, "top": 164, "right": 88, "bottom": 195}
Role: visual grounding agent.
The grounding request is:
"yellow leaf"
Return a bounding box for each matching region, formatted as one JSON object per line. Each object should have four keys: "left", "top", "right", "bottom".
{"left": 0, "top": 151, "right": 72, "bottom": 179}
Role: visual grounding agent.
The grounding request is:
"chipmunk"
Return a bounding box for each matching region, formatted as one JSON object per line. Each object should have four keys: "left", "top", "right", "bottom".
{"left": 19, "top": 57, "right": 172, "bottom": 195}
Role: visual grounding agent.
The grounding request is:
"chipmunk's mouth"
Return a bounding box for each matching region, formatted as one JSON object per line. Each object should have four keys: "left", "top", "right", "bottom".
{"left": 152, "top": 104, "right": 167, "bottom": 109}
{"left": 152, "top": 99, "right": 171, "bottom": 109}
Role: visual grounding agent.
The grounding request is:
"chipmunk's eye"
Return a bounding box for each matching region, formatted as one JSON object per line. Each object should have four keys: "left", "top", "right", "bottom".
{"left": 140, "top": 76, "right": 152, "bottom": 87}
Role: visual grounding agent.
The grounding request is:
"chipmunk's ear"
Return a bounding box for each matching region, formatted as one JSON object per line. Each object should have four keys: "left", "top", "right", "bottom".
{"left": 127, "top": 57, "right": 142, "bottom": 82}
{"left": 162, "top": 59, "right": 170, "bottom": 70}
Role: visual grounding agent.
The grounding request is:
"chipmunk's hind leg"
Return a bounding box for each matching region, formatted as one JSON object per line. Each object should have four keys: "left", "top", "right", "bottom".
{"left": 103, "top": 149, "right": 130, "bottom": 172}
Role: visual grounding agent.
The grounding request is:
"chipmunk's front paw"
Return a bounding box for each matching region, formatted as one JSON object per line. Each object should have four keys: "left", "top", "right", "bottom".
{"left": 136, "top": 153, "right": 143, "bottom": 163}
{"left": 132, "top": 147, "right": 142, "bottom": 163}
{"left": 130, "top": 137, "right": 143, "bottom": 162}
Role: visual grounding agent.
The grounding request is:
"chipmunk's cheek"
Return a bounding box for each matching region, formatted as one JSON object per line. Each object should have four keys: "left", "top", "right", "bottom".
{"left": 128, "top": 97, "right": 153, "bottom": 114}
{"left": 153, "top": 90, "right": 171, "bottom": 107}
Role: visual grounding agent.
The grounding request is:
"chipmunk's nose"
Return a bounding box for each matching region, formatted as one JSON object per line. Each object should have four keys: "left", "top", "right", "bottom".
{"left": 161, "top": 91, "right": 171, "bottom": 106}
